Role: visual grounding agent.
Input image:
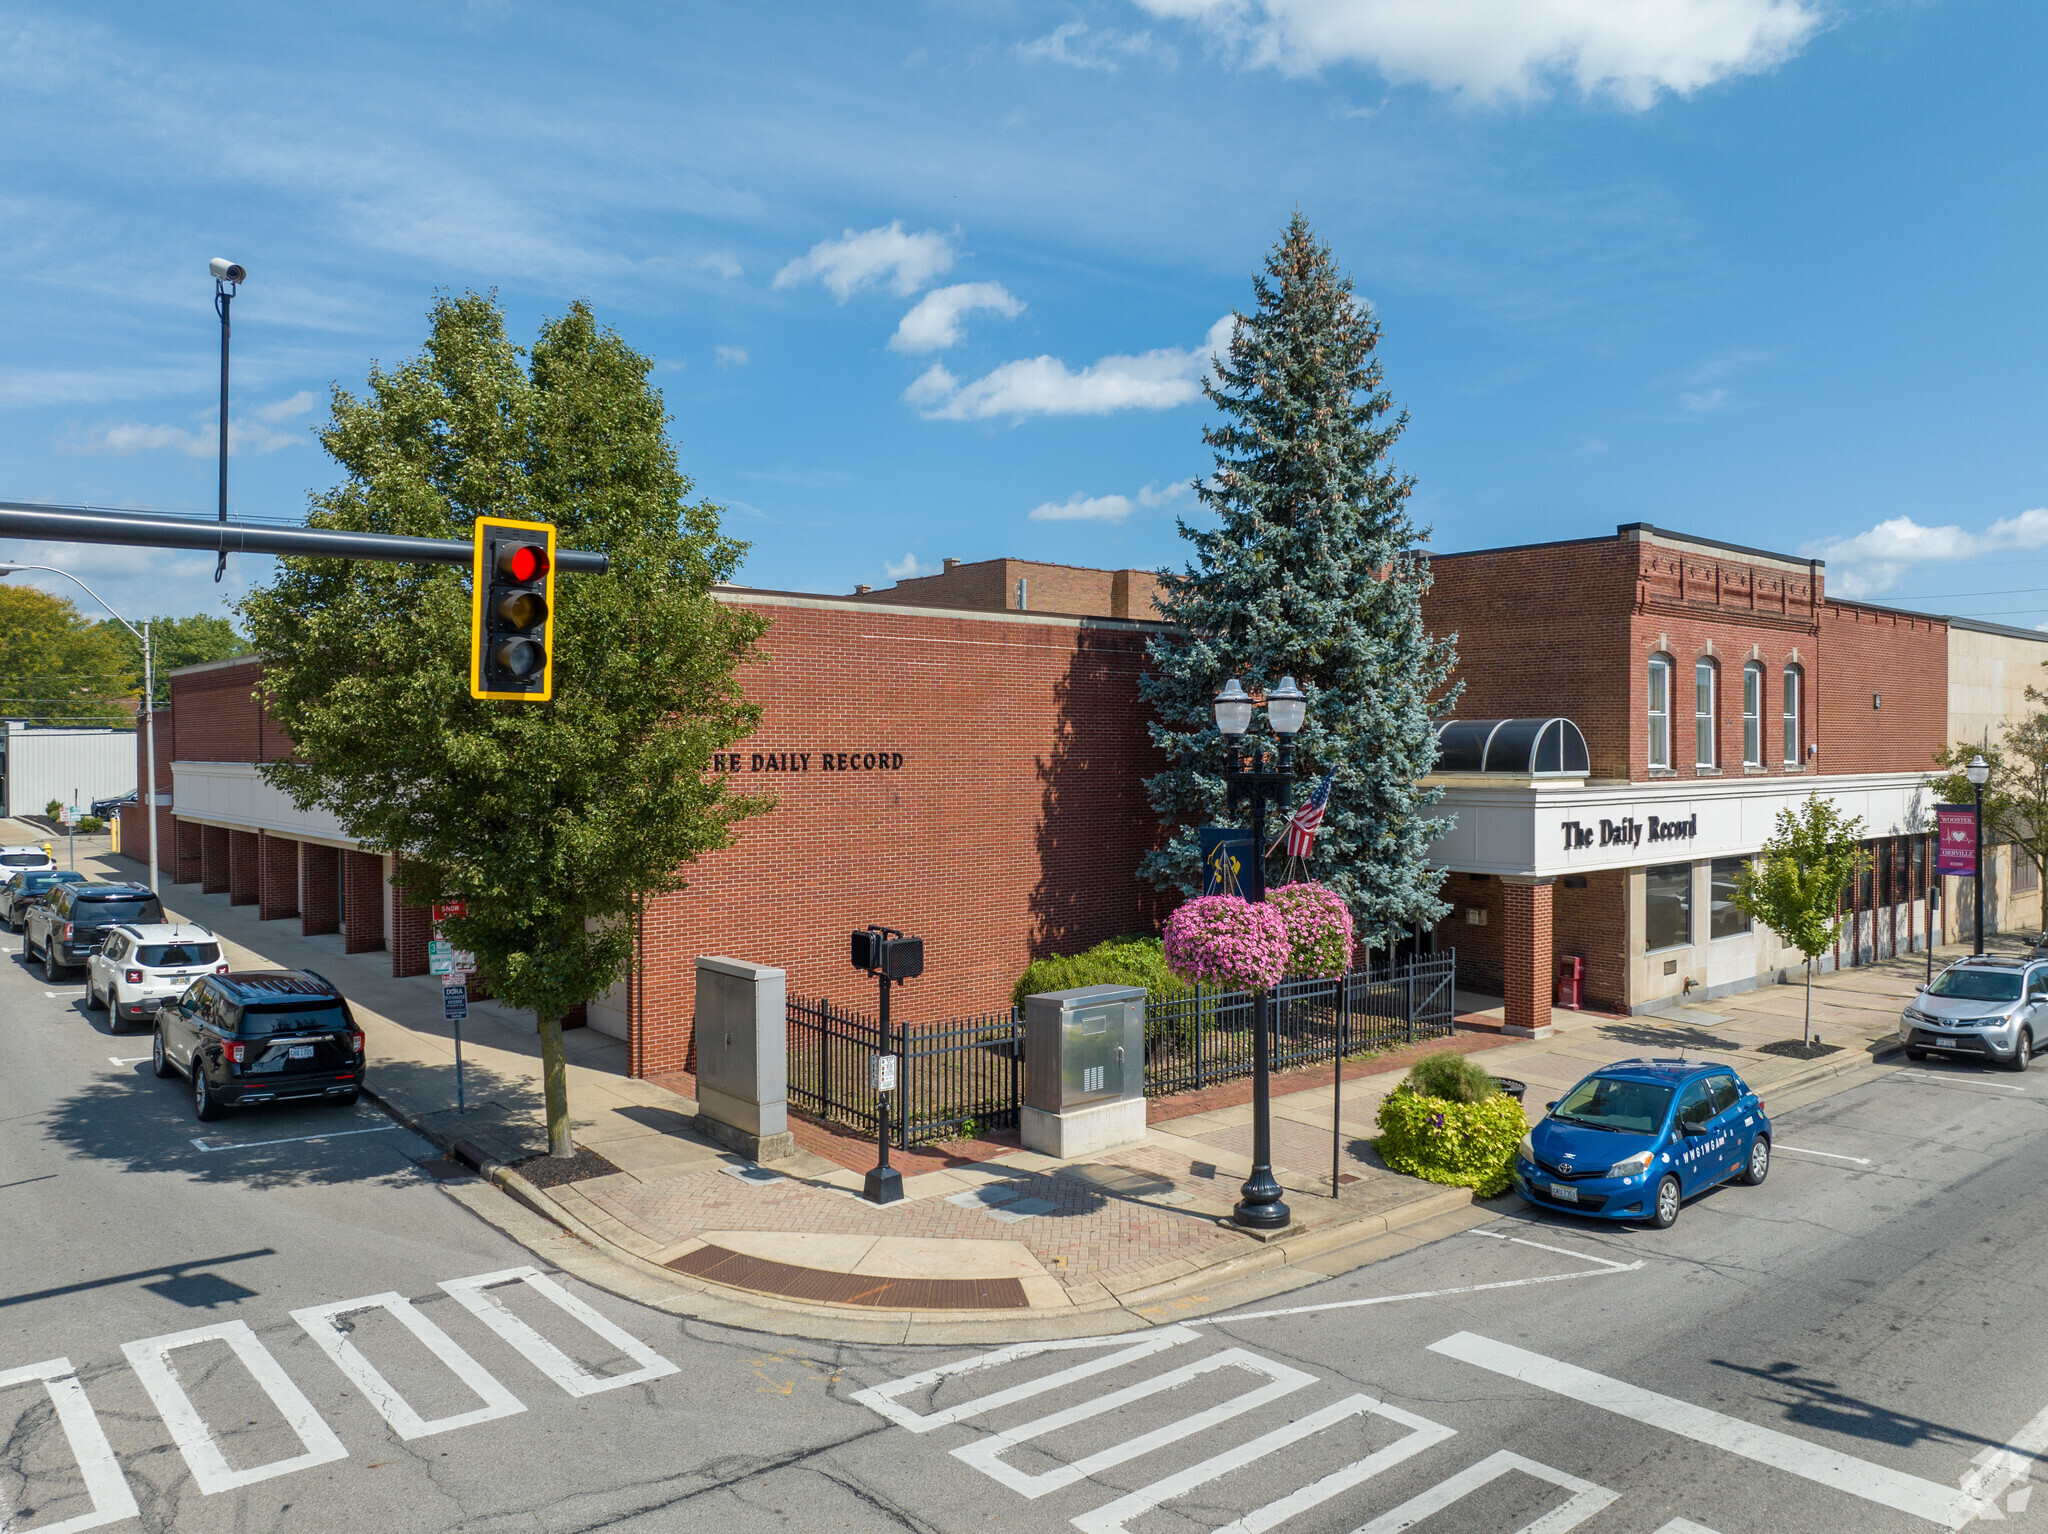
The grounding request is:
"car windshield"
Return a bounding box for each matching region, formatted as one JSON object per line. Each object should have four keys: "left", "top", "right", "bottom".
{"left": 74, "top": 896, "right": 161, "bottom": 923}
{"left": 238, "top": 1001, "right": 346, "bottom": 1036}
{"left": 138, "top": 942, "right": 220, "bottom": 968}
{"left": 1926, "top": 969, "right": 2024, "bottom": 1001}
{"left": 1553, "top": 1077, "right": 1674, "bottom": 1135}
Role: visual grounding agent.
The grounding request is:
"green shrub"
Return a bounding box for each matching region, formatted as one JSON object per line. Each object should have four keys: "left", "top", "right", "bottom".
{"left": 44, "top": 800, "right": 63, "bottom": 820}
{"left": 1012, "top": 936, "right": 1191, "bottom": 1010}
{"left": 1403, "top": 1050, "right": 1501, "bottom": 1104}
{"left": 75, "top": 816, "right": 105, "bottom": 835}
{"left": 1374, "top": 1089, "right": 1527, "bottom": 1197}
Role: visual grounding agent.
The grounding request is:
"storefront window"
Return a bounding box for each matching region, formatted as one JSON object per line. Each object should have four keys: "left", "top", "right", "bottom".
{"left": 1710, "top": 858, "right": 1752, "bottom": 939}
{"left": 1742, "top": 662, "right": 1762, "bottom": 766}
{"left": 1646, "top": 862, "right": 1692, "bottom": 951}
{"left": 1783, "top": 665, "right": 1802, "bottom": 763}
{"left": 1648, "top": 655, "right": 1672, "bottom": 769}
{"left": 1695, "top": 659, "right": 1716, "bottom": 767}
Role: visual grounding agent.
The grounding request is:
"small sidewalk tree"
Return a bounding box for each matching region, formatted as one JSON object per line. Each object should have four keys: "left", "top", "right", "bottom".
{"left": 1931, "top": 718, "right": 2048, "bottom": 918}
{"left": 1732, "top": 792, "right": 1866, "bottom": 1050}
{"left": 243, "top": 294, "right": 767, "bottom": 1159}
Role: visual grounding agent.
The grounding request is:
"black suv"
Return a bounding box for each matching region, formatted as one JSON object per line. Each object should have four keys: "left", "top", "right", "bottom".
{"left": 153, "top": 970, "right": 366, "bottom": 1122}
{"left": 22, "top": 882, "right": 163, "bottom": 981}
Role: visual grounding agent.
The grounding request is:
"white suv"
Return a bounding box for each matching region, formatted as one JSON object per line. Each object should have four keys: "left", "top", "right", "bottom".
{"left": 0, "top": 844, "right": 55, "bottom": 876}
{"left": 88, "top": 924, "right": 226, "bottom": 1033}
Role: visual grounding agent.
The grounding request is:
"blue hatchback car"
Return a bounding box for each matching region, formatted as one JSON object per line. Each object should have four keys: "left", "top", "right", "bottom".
{"left": 1510, "top": 1058, "right": 1771, "bottom": 1229}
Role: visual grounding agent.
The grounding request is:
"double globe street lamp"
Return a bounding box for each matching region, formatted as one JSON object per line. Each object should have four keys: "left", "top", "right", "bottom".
{"left": 1213, "top": 674, "right": 1309, "bottom": 1232}
{"left": 1967, "top": 752, "right": 1991, "bottom": 956}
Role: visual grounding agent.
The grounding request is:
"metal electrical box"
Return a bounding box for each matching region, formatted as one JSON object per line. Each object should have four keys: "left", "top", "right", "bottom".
{"left": 1023, "top": 985, "right": 1145, "bottom": 1113}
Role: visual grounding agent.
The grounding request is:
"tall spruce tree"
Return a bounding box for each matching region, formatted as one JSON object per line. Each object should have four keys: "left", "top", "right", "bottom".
{"left": 1141, "top": 213, "right": 1458, "bottom": 952}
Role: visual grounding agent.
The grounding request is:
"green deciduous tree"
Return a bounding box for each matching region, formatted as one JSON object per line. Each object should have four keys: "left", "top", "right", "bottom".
{"left": 0, "top": 585, "right": 137, "bottom": 726}
{"left": 1140, "top": 213, "right": 1459, "bottom": 952}
{"left": 1931, "top": 721, "right": 2048, "bottom": 912}
{"left": 1732, "top": 792, "right": 1866, "bottom": 1047}
{"left": 241, "top": 293, "right": 767, "bottom": 1157}
{"left": 97, "top": 611, "right": 253, "bottom": 708}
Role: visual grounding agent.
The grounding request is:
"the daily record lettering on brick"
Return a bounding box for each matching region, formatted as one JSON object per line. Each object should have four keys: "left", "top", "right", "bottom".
{"left": 1559, "top": 813, "right": 1698, "bottom": 852}
{"left": 710, "top": 750, "right": 906, "bottom": 773}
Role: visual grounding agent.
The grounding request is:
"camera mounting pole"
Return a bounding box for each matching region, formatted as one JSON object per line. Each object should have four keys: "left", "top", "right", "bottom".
{"left": 851, "top": 924, "right": 925, "bottom": 1205}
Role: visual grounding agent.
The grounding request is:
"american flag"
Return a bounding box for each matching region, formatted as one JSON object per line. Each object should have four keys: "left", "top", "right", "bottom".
{"left": 1270, "top": 773, "right": 1334, "bottom": 858}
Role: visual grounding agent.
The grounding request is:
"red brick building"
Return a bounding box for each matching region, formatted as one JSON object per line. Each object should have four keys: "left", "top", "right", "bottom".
{"left": 125, "top": 520, "right": 1975, "bottom": 1074}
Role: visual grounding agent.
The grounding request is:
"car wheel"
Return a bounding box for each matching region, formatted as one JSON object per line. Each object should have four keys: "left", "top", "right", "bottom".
{"left": 1650, "top": 1174, "right": 1682, "bottom": 1229}
{"left": 193, "top": 1062, "right": 224, "bottom": 1122}
{"left": 1905, "top": 1047, "right": 1926, "bottom": 1061}
{"left": 152, "top": 1026, "right": 174, "bottom": 1079}
{"left": 2010, "top": 1029, "right": 2034, "bottom": 1074}
{"left": 334, "top": 1088, "right": 360, "bottom": 1107}
{"left": 87, "top": 980, "right": 105, "bottom": 1014}
{"left": 1739, "top": 1134, "right": 1770, "bottom": 1186}
{"left": 43, "top": 943, "right": 62, "bottom": 983}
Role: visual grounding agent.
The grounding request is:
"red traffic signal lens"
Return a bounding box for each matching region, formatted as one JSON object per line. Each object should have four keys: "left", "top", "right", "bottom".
{"left": 496, "top": 543, "right": 550, "bottom": 583}
{"left": 491, "top": 637, "right": 545, "bottom": 678}
{"left": 493, "top": 590, "right": 548, "bottom": 631}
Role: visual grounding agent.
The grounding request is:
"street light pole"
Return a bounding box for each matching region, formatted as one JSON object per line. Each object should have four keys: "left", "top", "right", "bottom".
{"left": 0, "top": 565, "right": 157, "bottom": 895}
{"left": 1213, "top": 675, "right": 1309, "bottom": 1234}
{"left": 209, "top": 259, "right": 245, "bottom": 583}
{"left": 1968, "top": 753, "right": 1991, "bottom": 956}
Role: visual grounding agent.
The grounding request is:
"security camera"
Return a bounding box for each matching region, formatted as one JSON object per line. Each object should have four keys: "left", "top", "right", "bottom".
{"left": 209, "top": 258, "right": 246, "bottom": 283}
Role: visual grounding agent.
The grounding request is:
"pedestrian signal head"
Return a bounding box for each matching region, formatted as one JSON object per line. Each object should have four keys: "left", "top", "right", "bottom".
{"left": 470, "top": 517, "right": 557, "bottom": 701}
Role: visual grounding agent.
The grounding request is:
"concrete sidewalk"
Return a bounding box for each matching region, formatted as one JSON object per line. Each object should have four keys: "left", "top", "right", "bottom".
{"left": 39, "top": 824, "right": 1962, "bottom": 1342}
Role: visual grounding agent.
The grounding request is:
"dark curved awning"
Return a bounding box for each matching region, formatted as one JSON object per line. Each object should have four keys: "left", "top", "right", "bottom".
{"left": 1432, "top": 718, "right": 1590, "bottom": 777}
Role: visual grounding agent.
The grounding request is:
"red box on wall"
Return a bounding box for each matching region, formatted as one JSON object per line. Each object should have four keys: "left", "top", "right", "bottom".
{"left": 1556, "top": 955, "right": 1584, "bottom": 1010}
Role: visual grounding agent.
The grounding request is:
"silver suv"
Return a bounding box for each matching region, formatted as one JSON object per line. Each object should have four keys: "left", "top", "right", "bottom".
{"left": 87, "top": 924, "right": 226, "bottom": 1032}
{"left": 1900, "top": 956, "right": 2044, "bottom": 1071}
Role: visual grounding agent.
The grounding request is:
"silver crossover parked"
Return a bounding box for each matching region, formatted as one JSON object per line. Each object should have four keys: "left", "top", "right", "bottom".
{"left": 1900, "top": 956, "right": 2045, "bottom": 1071}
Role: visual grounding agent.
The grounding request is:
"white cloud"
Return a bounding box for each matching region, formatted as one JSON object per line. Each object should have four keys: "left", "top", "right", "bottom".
{"left": 716, "top": 345, "right": 749, "bottom": 368}
{"left": 71, "top": 413, "right": 307, "bottom": 458}
{"left": 695, "top": 251, "right": 744, "bottom": 279}
{"left": 889, "top": 281, "right": 1026, "bottom": 353}
{"left": 1680, "top": 386, "right": 1729, "bottom": 413}
{"left": 773, "top": 220, "right": 955, "bottom": 301}
{"left": 910, "top": 314, "right": 1235, "bottom": 421}
{"left": 1135, "top": 0, "right": 1822, "bottom": 108}
{"left": 1016, "top": 21, "right": 1161, "bottom": 71}
{"left": 253, "top": 390, "right": 318, "bottom": 422}
{"left": 1027, "top": 480, "right": 1190, "bottom": 524}
{"left": 1806, "top": 510, "right": 2048, "bottom": 598}
{"left": 885, "top": 552, "right": 936, "bottom": 580}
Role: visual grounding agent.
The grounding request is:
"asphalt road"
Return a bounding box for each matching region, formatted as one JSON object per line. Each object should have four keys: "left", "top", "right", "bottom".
{"left": 5, "top": 927, "right": 2048, "bottom": 1533}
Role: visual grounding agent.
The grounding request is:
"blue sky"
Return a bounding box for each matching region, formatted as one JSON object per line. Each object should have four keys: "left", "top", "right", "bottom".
{"left": 2, "top": 0, "right": 2044, "bottom": 631}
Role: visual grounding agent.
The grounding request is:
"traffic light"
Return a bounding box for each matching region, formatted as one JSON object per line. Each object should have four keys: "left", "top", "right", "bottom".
{"left": 851, "top": 926, "right": 924, "bottom": 981}
{"left": 470, "top": 516, "right": 557, "bottom": 701}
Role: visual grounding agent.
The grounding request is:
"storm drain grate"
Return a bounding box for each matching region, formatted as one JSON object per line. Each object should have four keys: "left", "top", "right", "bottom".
{"left": 666, "top": 1245, "right": 1029, "bottom": 1310}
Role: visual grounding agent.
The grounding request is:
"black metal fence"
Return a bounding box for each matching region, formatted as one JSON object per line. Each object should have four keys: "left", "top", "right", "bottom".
{"left": 1142, "top": 950, "right": 1458, "bottom": 1098}
{"left": 784, "top": 948, "right": 1455, "bottom": 1144}
{"left": 785, "top": 993, "right": 1024, "bottom": 1148}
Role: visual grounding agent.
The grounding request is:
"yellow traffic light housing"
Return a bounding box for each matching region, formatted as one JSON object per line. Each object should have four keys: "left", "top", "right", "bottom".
{"left": 470, "top": 516, "right": 557, "bottom": 701}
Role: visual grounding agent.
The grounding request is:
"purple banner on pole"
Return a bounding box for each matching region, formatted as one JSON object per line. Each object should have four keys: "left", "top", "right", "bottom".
{"left": 1936, "top": 805, "right": 1977, "bottom": 876}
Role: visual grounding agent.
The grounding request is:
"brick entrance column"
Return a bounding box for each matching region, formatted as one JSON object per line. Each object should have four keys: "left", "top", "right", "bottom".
{"left": 301, "top": 844, "right": 340, "bottom": 936}
{"left": 173, "top": 819, "right": 203, "bottom": 884}
{"left": 228, "top": 830, "right": 260, "bottom": 905}
{"left": 258, "top": 833, "right": 299, "bottom": 921}
{"left": 200, "top": 824, "right": 230, "bottom": 894}
{"left": 1501, "top": 875, "right": 1555, "bottom": 1039}
{"left": 342, "top": 849, "right": 386, "bottom": 954}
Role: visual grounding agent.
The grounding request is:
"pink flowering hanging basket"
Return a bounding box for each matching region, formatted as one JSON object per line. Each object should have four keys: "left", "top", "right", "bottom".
{"left": 1265, "top": 882, "right": 1356, "bottom": 978}
{"left": 1162, "top": 895, "right": 1291, "bottom": 992}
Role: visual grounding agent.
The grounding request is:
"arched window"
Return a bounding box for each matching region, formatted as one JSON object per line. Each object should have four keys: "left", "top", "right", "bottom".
{"left": 1647, "top": 654, "right": 1673, "bottom": 769}
{"left": 1742, "top": 661, "right": 1764, "bottom": 767}
{"left": 1783, "top": 664, "right": 1803, "bottom": 764}
{"left": 1694, "top": 657, "right": 1717, "bottom": 768}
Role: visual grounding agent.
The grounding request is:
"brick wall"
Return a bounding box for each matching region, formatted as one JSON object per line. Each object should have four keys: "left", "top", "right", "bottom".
{"left": 228, "top": 830, "right": 260, "bottom": 905}
{"left": 1552, "top": 871, "right": 1627, "bottom": 1013}
{"left": 390, "top": 873, "right": 431, "bottom": 979}
{"left": 1432, "top": 874, "right": 1504, "bottom": 994}
{"left": 630, "top": 597, "right": 1171, "bottom": 1077}
{"left": 259, "top": 833, "right": 299, "bottom": 921}
{"left": 1818, "top": 601, "right": 1948, "bottom": 774}
{"left": 342, "top": 850, "right": 385, "bottom": 954}
{"left": 200, "top": 823, "right": 230, "bottom": 894}
{"left": 169, "top": 660, "right": 289, "bottom": 763}
{"left": 301, "top": 844, "right": 340, "bottom": 937}
{"left": 844, "top": 560, "right": 1165, "bottom": 620}
{"left": 173, "top": 818, "right": 202, "bottom": 884}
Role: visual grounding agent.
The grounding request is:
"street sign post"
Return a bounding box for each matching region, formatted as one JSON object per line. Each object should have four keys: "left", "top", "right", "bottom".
{"left": 428, "top": 940, "right": 455, "bottom": 977}
{"left": 444, "top": 984, "right": 469, "bottom": 1114}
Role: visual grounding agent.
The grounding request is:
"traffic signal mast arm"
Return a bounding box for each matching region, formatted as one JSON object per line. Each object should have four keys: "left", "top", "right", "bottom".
{"left": 0, "top": 500, "right": 610, "bottom": 575}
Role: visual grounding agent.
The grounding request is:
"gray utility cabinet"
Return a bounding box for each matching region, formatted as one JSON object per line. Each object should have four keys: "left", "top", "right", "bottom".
{"left": 1023, "top": 984, "right": 1144, "bottom": 1113}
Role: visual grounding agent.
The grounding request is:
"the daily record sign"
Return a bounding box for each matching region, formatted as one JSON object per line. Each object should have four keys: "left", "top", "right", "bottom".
{"left": 1936, "top": 804, "right": 1977, "bottom": 876}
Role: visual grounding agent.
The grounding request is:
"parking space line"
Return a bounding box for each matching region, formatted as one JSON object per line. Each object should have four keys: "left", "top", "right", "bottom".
{"left": 1196, "top": 1255, "right": 1643, "bottom": 1326}
{"left": 1428, "top": 1331, "right": 1984, "bottom": 1528}
{"left": 1351, "top": 1449, "right": 1617, "bottom": 1534}
{"left": 0, "top": 1356, "right": 138, "bottom": 1531}
{"left": 952, "top": 1347, "right": 1315, "bottom": 1499}
{"left": 1775, "top": 1145, "right": 1874, "bottom": 1165}
{"left": 122, "top": 1319, "right": 349, "bottom": 1494}
{"left": 1957, "top": 1397, "right": 2048, "bottom": 1519}
{"left": 854, "top": 1328, "right": 1200, "bottom": 1434}
{"left": 1466, "top": 1229, "right": 1639, "bottom": 1272}
{"left": 292, "top": 1291, "right": 526, "bottom": 1440}
{"left": 1072, "top": 1391, "right": 1453, "bottom": 1534}
{"left": 1895, "top": 1071, "right": 2027, "bottom": 1093}
{"left": 189, "top": 1125, "right": 396, "bottom": 1153}
{"left": 107, "top": 1056, "right": 149, "bottom": 1066}
{"left": 1653, "top": 1522, "right": 1725, "bottom": 1534}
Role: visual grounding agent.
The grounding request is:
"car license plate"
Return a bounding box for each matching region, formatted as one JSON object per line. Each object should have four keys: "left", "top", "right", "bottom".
{"left": 1938, "top": 1037, "right": 1960, "bottom": 1048}
{"left": 1547, "top": 1182, "right": 1579, "bottom": 1203}
{"left": 287, "top": 1045, "right": 314, "bottom": 1060}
